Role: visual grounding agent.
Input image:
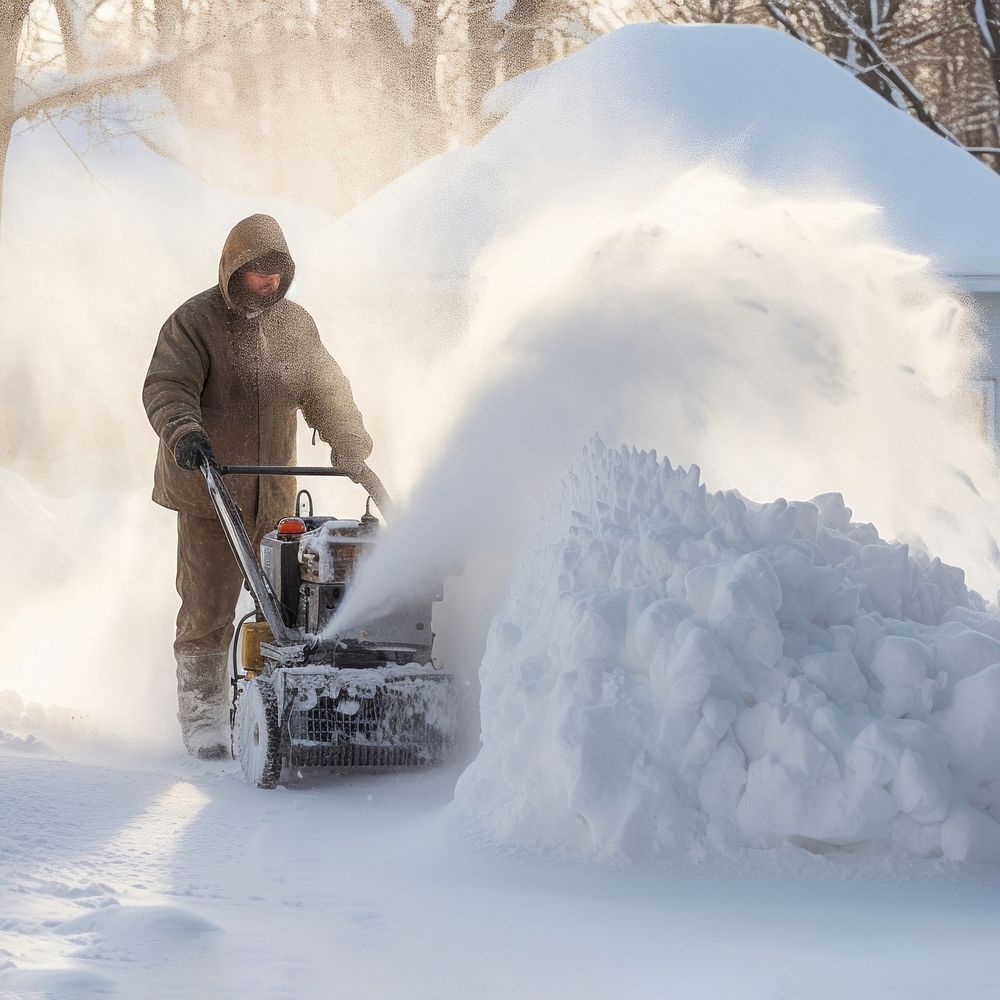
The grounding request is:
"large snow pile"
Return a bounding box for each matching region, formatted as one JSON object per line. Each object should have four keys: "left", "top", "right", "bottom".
{"left": 310, "top": 23, "right": 1000, "bottom": 281}
{"left": 455, "top": 441, "right": 1000, "bottom": 864}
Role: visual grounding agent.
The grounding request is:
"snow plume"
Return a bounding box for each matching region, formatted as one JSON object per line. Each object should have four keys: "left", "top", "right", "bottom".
{"left": 454, "top": 440, "right": 1000, "bottom": 863}
{"left": 328, "top": 168, "right": 1000, "bottom": 648}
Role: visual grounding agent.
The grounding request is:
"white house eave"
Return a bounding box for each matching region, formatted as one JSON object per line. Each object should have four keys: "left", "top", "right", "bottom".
{"left": 949, "top": 274, "right": 1000, "bottom": 293}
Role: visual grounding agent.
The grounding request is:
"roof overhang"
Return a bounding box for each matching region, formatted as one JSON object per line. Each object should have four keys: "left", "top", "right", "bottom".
{"left": 948, "top": 275, "right": 1000, "bottom": 293}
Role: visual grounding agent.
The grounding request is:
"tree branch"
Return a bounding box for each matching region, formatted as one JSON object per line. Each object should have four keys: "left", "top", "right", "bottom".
{"left": 822, "top": 0, "right": 959, "bottom": 140}
{"left": 764, "top": 1, "right": 812, "bottom": 45}
{"left": 768, "top": 0, "right": 960, "bottom": 147}
{"left": 11, "top": 12, "right": 270, "bottom": 126}
{"left": 893, "top": 29, "right": 943, "bottom": 52}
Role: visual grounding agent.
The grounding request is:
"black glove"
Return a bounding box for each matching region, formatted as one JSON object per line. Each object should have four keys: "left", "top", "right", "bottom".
{"left": 174, "top": 430, "right": 215, "bottom": 471}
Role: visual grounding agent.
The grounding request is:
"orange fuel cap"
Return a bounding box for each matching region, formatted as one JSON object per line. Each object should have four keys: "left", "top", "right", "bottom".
{"left": 277, "top": 517, "right": 307, "bottom": 536}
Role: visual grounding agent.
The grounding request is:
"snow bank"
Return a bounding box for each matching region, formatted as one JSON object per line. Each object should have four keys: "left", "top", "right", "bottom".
{"left": 455, "top": 441, "right": 1000, "bottom": 863}
{"left": 0, "top": 468, "right": 179, "bottom": 747}
{"left": 311, "top": 23, "right": 1000, "bottom": 281}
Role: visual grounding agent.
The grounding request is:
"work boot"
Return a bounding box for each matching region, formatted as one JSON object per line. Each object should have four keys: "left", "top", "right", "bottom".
{"left": 176, "top": 652, "right": 231, "bottom": 759}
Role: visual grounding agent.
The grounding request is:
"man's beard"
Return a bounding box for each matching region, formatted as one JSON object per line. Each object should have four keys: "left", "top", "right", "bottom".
{"left": 234, "top": 287, "right": 280, "bottom": 315}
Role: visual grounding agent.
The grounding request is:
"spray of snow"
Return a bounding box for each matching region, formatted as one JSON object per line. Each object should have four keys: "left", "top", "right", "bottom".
{"left": 328, "top": 168, "right": 1000, "bottom": 649}
{"left": 454, "top": 439, "right": 1000, "bottom": 863}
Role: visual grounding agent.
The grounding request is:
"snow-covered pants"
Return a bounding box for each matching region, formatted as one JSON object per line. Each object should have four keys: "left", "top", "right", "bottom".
{"left": 174, "top": 510, "right": 270, "bottom": 658}
{"left": 174, "top": 511, "right": 271, "bottom": 734}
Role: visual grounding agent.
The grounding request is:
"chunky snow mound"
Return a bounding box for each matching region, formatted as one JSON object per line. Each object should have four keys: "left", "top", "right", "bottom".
{"left": 455, "top": 442, "right": 1000, "bottom": 863}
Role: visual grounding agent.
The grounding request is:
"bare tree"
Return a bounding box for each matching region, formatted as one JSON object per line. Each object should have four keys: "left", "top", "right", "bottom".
{"left": 485, "top": 0, "right": 1000, "bottom": 167}
{"left": 407, "top": 0, "right": 446, "bottom": 113}
{"left": 494, "top": 0, "right": 594, "bottom": 81}
{"left": 971, "top": 0, "right": 1000, "bottom": 60}
{"left": 154, "top": 0, "right": 184, "bottom": 57}
{"left": 499, "top": 0, "right": 540, "bottom": 80}
{"left": 465, "top": 0, "right": 501, "bottom": 133}
{"left": 52, "top": 0, "right": 85, "bottom": 74}
{"left": 965, "top": 0, "right": 1000, "bottom": 152}
{"left": 1, "top": 3, "right": 285, "bottom": 235}
{"left": 765, "top": 1, "right": 970, "bottom": 143}
{"left": 0, "top": 1, "right": 31, "bottom": 229}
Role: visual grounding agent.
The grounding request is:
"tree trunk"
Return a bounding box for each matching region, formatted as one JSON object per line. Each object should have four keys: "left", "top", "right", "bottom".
{"left": 466, "top": 0, "right": 499, "bottom": 135}
{"left": 404, "top": 0, "right": 446, "bottom": 152}
{"left": 154, "top": 0, "right": 184, "bottom": 52}
{"left": 53, "top": 0, "right": 85, "bottom": 74}
{"left": 406, "top": 1, "right": 442, "bottom": 114}
{"left": 974, "top": 0, "right": 1000, "bottom": 147}
{"left": 499, "top": 0, "right": 538, "bottom": 81}
{"left": 0, "top": 2, "right": 31, "bottom": 239}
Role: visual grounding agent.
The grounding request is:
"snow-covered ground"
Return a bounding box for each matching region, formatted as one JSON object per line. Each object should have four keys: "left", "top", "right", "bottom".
{"left": 3, "top": 744, "right": 1000, "bottom": 1000}
{"left": 6, "top": 441, "right": 1000, "bottom": 995}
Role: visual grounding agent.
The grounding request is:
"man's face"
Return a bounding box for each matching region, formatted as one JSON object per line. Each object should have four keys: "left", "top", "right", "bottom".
{"left": 241, "top": 269, "right": 282, "bottom": 307}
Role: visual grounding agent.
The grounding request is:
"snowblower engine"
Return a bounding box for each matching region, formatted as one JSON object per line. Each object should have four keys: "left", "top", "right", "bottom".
{"left": 260, "top": 509, "right": 439, "bottom": 663}
{"left": 202, "top": 462, "right": 456, "bottom": 788}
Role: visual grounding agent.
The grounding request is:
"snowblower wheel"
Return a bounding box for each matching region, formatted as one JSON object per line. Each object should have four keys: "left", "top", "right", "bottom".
{"left": 233, "top": 677, "right": 282, "bottom": 789}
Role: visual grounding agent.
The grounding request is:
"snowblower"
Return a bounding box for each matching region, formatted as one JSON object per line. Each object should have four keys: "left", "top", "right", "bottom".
{"left": 201, "top": 461, "right": 455, "bottom": 788}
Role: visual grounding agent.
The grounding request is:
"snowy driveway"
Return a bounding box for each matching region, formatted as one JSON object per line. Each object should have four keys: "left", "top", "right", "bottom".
{"left": 2, "top": 748, "right": 1000, "bottom": 999}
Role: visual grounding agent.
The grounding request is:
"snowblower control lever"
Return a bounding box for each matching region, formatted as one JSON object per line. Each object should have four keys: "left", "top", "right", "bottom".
{"left": 218, "top": 466, "right": 355, "bottom": 475}
{"left": 216, "top": 465, "right": 392, "bottom": 519}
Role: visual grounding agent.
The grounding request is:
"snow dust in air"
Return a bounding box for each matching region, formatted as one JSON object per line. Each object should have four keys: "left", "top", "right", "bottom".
{"left": 328, "top": 167, "right": 1000, "bottom": 649}
{"left": 0, "top": 117, "right": 331, "bottom": 749}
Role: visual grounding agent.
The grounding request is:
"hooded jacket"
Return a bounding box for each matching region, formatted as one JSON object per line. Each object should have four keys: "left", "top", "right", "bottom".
{"left": 143, "top": 214, "right": 372, "bottom": 520}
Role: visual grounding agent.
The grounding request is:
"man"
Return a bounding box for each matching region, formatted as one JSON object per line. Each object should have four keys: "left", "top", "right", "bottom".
{"left": 143, "top": 214, "right": 372, "bottom": 758}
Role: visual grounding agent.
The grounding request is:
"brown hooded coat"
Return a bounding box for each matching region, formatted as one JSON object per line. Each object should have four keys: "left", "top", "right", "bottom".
{"left": 143, "top": 214, "right": 372, "bottom": 522}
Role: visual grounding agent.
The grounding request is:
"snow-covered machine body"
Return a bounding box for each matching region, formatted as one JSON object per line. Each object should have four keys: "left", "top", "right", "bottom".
{"left": 202, "top": 463, "right": 455, "bottom": 787}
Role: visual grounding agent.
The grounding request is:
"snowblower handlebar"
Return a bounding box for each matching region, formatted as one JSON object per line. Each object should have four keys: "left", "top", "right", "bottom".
{"left": 214, "top": 464, "right": 393, "bottom": 519}
{"left": 217, "top": 466, "right": 355, "bottom": 476}
{"left": 199, "top": 460, "right": 393, "bottom": 646}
